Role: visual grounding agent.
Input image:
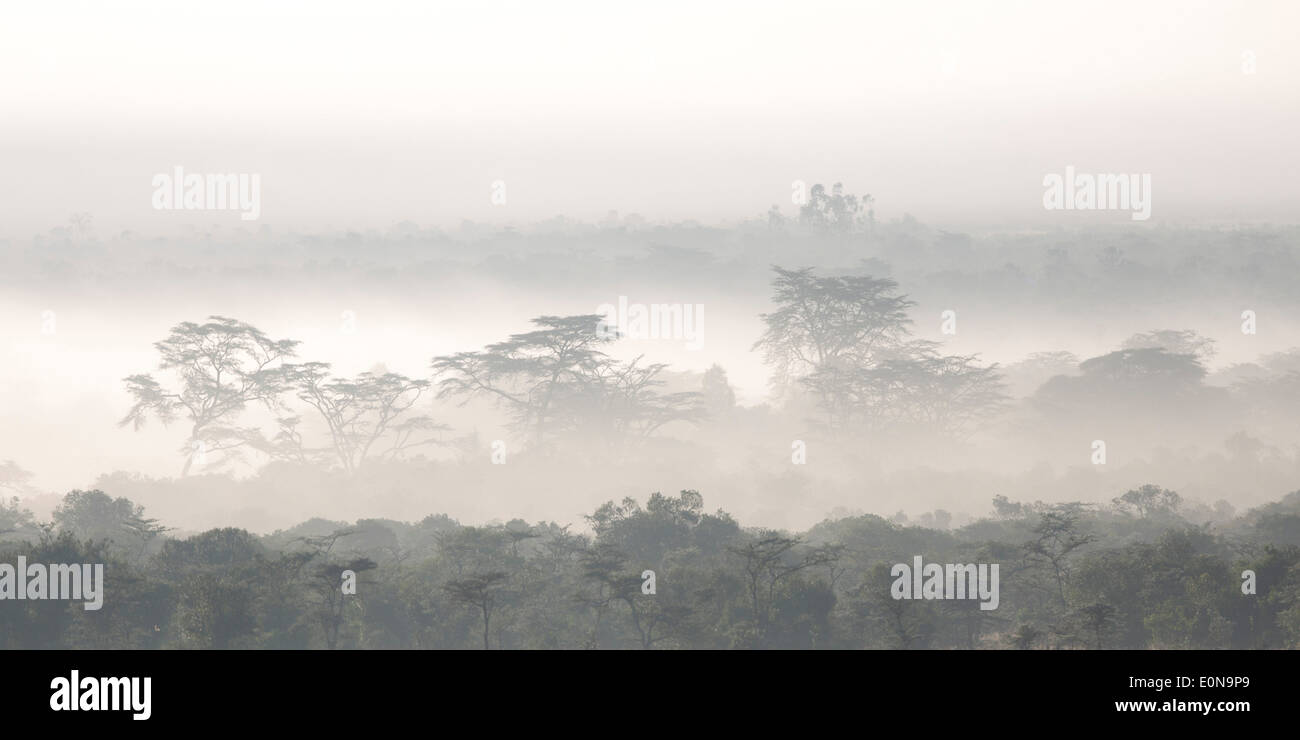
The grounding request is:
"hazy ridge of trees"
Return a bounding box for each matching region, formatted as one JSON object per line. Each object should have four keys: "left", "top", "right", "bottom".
{"left": 6, "top": 201, "right": 1300, "bottom": 313}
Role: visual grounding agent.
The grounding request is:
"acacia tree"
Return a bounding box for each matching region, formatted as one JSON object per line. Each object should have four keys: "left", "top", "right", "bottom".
{"left": 1024, "top": 506, "right": 1097, "bottom": 609}
{"left": 269, "top": 362, "right": 445, "bottom": 473}
{"left": 432, "top": 315, "right": 701, "bottom": 451}
{"left": 576, "top": 544, "right": 693, "bottom": 649}
{"left": 576, "top": 355, "right": 704, "bottom": 443}
{"left": 727, "top": 533, "right": 839, "bottom": 642}
{"left": 753, "top": 267, "right": 914, "bottom": 389}
{"left": 120, "top": 316, "right": 298, "bottom": 475}
{"left": 311, "top": 557, "right": 377, "bottom": 649}
{"left": 445, "top": 572, "right": 510, "bottom": 650}
{"left": 756, "top": 267, "right": 1006, "bottom": 433}
{"left": 574, "top": 542, "right": 627, "bottom": 649}
{"left": 802, "top": 341, "right": 1008, "bottom": 436}
{"left": 433, "top": 315, "right": 612, "bottom": 447}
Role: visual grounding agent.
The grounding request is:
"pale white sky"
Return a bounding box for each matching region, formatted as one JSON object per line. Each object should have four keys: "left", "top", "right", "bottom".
{"left": 1, "top": 0, "right": 1297, "bottom": 233}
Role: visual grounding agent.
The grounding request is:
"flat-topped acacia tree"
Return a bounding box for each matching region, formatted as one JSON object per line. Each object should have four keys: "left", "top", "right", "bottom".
{"left": 753, "top": 266, "right": 915, "bottom": 392}
{"left": 432, "top": 314, "right": 702, "bottom": 452}
{"left": 273, "top": 362, "right": 442, "bottom": 474}
{"left": 119, "top": 316, "right": 299, "bottom": 476}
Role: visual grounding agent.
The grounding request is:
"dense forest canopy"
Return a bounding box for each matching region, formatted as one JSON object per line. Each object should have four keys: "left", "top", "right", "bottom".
{"left": 2, "top": 485, "right": 1299, "bottom": 649}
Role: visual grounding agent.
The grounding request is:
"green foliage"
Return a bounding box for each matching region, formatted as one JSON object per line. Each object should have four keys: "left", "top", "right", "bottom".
{"left": 10, "top": 486, "right": 1300, "bottom": 649}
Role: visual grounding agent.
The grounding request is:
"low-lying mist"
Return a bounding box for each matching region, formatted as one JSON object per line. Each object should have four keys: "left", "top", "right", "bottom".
{"left": 4, "top": 205, "right": 1300, "bottom": 534}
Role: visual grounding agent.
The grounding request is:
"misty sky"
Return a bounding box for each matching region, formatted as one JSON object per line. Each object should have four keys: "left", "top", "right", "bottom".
{"left": 2, "top": 0, "right": 1298, "bottom": 235}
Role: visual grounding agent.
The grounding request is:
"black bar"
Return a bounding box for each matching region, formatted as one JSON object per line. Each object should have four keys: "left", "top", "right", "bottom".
{"left": 3, "top": 649, "right": 1284, "bottom": 727}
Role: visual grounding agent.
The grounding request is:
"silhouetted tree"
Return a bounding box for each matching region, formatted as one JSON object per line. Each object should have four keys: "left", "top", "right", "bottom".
{"left": 754, "top": 266, "right": 914, "bottom": 389}
{"left": 445, "top": 572, "right": 509, "bottom": 650}
{"left": 120, "top": 316, "right": 299, "bottom": 474}
{"left": 1024, "top": 507, "right": 1096, "bottom": 608}
{"left": 433, "top": 315, "right": 701, "bottom": 451}
{"left": 1112, "top": 484, "right": 1182, "bottom": 519}
{"left": 728, "top": 533, "right": 838, "bottom": 643}
{"left": 802, "top": 341, "right": 1007, "bottom": 435}
{"left": 272, "top": 363, "right": 446, "bottom": 473}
